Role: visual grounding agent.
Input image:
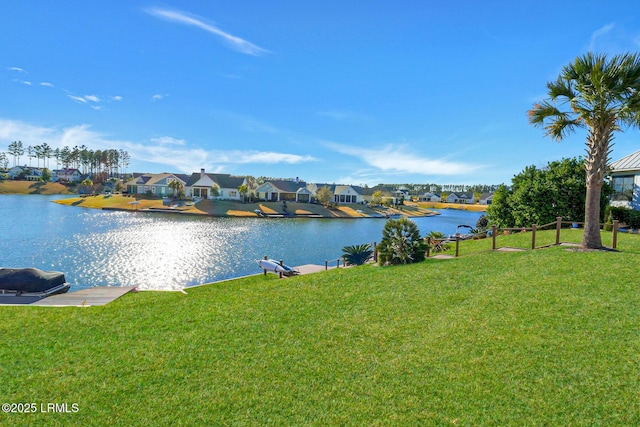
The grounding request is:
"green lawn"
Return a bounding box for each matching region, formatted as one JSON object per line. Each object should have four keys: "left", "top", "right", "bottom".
{"left": 0, "top": 230, "right": 637, "bottom": 425}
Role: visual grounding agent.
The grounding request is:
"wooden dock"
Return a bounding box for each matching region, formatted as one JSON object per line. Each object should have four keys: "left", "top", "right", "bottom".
{"left": 29, "top": 286, "right": 137, "bottom": 307}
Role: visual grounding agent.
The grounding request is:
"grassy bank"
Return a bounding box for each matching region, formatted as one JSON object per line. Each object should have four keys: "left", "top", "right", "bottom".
{"left": 418, "top": 201, "right": 487, "bottom": 212}
{"left": 53, "top": 194, "right": 437, "bottom": 218}
{"left": 0, "top": 230, "right": 637, "bottom": 425}
{"left": 0, "top": 180, "right": 75, "bottom": 194}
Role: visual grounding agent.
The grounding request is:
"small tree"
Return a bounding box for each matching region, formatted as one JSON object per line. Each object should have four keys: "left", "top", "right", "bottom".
{"left": 378, "top": 218, "right": 427, "bottom": 265}
{"left": 316, "top": 186, "right": 333, "bottom": 206}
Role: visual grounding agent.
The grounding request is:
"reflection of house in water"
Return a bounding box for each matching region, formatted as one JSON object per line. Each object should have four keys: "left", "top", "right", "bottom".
{"left": 609, "top": 150, "right": 640, "bottom": 210}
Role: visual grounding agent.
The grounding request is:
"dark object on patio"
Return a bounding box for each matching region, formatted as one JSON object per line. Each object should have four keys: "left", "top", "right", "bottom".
{"left": 0, "top": 268, "right": 70, "bottom": 304}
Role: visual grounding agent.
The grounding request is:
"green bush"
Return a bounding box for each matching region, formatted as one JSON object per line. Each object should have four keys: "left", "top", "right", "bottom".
{"left": 378, "top": 218, "right": 427, "bottom": 265}
{"left": 342, "top": 244, "right": 373, "bottom": 266}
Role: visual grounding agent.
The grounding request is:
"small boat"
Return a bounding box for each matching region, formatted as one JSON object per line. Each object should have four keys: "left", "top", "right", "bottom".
{"left": 447, "top": 225, "right": 475, "bottom": 241}
{"left": 256, "top": 259, "right": 300, "bottom": 276}
{"left": 0, "top": 268, "right": 70, "bottom": 304}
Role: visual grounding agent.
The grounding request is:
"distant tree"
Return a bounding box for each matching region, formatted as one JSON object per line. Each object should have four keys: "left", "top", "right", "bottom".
{"left": 371, "top": 191, "right": 383, "bottom": 205}
{"left": 529, "top": 52, "right": 640, "bottom": 249}
{"left": 0, "top": 152, "right": 8, "bottom": 169}
{"left": 377, "top": 218, "right": 427, "bottom": 265}
{"left": 210, "top": 183, "right": 220, "bottom": 198}
{"left": 41, "top": 168, "right": 52, "bottom": 182}
{"left": 80, "top": 178, "right": 94, "bottom": 194}
{"left": 316, "top": 186, "right": 333, "bottom": 206}
{"left": 8, "top": 141, "right": 24, "bottom": 166}
{"left": 238, "top": 184, "right": 249, "bottom": 203}
{"left": 168, "top": 180, "right": 184, "bottom": 198}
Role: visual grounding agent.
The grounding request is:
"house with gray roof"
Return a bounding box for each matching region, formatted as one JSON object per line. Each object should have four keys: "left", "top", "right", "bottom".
{"left": 125, "top": 173, "right": 189, "bottom": 197}
{"left": 609, "top": 150, "right": 640, "bottom": 210}
{"left": 256, "top": 179, "right": 311, "bottom": 202}
{"left": 186, "top": 169, "right": 246, "bottom": 200}
{"left": 307, "top": 183, "right": 364, "bottom": 204}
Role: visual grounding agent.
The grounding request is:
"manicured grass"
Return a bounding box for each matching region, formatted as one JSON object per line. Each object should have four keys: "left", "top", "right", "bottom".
{"left": 0, "top": 230, "right": 637, "bottom": 425}
{"left": 0, "top": 180, "right": 74, "bottom": 194}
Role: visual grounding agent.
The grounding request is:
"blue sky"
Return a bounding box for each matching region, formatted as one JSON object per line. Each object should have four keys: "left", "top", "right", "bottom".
{"left": 1, "top": 1, "right": 639, "bottom": 186}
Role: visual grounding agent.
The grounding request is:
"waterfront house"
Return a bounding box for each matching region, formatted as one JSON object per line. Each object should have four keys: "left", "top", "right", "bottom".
{"left": 479, "top": 193, "right": 494, "bottom": 205}
{"left": 256, "top": 179, "right": 312, "bottom": 202}
{"left": 186, "top": 169, "right": 246, "bottom": 201}
{"left": 446, "top": 192, "right": 474, "bottom": 204}
{"left": 307, "top": 183, "right": 364, "bottom": 204}
{"left": 418, "top": 192, "right": 441, "bottom": 202}
{"left": 609, "top": 150, "right": 640, "bottom": 210}
{"left": 56, "top": 168, "right": 82, "bottom": 183}
{"left": 9, "top": 166, "right": 44, "bottom": 181}
{"left": 125, "top": 173, "right": 189, "bottom": 197}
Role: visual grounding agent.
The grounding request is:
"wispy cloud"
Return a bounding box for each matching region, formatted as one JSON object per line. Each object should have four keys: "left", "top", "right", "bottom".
{"left": 146, "top": 7, "right": 270, "bottom": 56}
{"left": 111, "top": 95, "right": 123, "bottom": 101}
{"left": 7, "top": 67, "right": 26, "bottom": 73}
{"left": 318, "top": 110, "right": 370, "bottom": 123}
{"left": 151, "top": 136, "right": 186, "bottom": 145}
{"left": 40, "top": 82, "right": 54, "bottom": 87}
{"left": 151, "top": 94, "right": 166, "bottom": 102}
{"left": 588, "top": 23, "right": 615, "bottom": 51}
{"left": 325, "top": 142, "right": 483, "bottom": 177}
{"left": 0, "top": 118, "right": 316, "bottom": 174}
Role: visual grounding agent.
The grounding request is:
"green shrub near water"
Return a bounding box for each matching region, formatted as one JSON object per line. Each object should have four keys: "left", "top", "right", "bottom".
{"left": 0, "top": 229, "right": 637, "bottom": 425}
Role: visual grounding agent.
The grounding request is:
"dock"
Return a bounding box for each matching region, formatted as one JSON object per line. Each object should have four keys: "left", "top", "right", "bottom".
{"left": 29, "top": 286, "right": 137, "bottom": 307}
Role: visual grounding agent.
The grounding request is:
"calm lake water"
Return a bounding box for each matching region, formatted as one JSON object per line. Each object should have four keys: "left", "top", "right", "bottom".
{"left": 0, "top": 195, "right": 483, "bottom": 291}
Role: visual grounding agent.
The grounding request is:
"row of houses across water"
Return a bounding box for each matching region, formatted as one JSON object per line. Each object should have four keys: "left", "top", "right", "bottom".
{"left": 124, "top": 168, "right": 494, "bottom": 205}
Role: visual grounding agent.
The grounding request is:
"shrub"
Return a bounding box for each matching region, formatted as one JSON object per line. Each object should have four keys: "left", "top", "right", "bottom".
{"left": 342, "top": 244, "right": 373, "bottom": 266}
{"left": 378, "top": 218, "right": 427, "bottom": 265}
{"left": 426, "top": 231, "right": 450, "bottom": 253}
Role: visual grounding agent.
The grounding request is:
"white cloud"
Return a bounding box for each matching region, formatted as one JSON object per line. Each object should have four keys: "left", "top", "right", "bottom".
{"left": 112, "top": 96, "right": 123, "bottom": 101}
{"left": 151, "top": 94, "right": 165, "bottom": 102}
{"left": 21, "top": 81, "right": 32, "bottom": 86}
{"left": 588, "top": 23, "right": 615, "bottom": 51}
{"left": 151, "top": 136, "right": 186, "bottom": 145}
{"left": 325, "top": 142, "right": 482, "bottom": 176}
{"left": 40, "top": 82, "right": 54, "bottom": 87}
{"left": 84, "top": 95, "right": 100, "bottom": 103}
{"left": 68, "top": 95, "right": 88, "bottom": 104}
{"left": 0, "top": 118, "right": 317, "bottom": 174}
{"left": 7, "top": 67, "right": 26, "bottom": 73}
{"left": 146, "top": 8, "right": 270, "bottom": 56}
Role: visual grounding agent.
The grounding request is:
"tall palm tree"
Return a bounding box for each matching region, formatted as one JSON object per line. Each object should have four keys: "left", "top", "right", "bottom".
{"left": 529, "top": 52, "right": 640, "bottom": 249}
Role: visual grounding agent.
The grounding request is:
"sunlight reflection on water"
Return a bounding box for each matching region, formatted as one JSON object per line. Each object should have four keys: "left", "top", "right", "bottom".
{"left": 1, "top": 196, "right": 482, "bottom": 291}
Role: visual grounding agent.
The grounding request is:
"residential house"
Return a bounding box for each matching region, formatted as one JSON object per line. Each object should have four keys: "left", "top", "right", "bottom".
{"left": 185, "top": 169, "right": 246, "bottom": 200}
{"left": 256, "top": 179, "right": 312, "bottom": 202}
{"left": 608, "top": 150, "right": 640, "bottom": 210}
{"left": 9, "top": 166, "right": 44, "bottom": 181}
{"left": 307, "top": 183, "right": 364, "bottom": 204}
{"left": 445, "top": 192, "right": 475, "bottom": 204}
{"left": 125, "top": 173, "right": 189, "bottom": 197}
{"left": 56, "top": 168, "right": 82, "bottom": 183}
{"left": 418, "top": 192, "right": 441, "bottom": 202}
{"left": 479, "top": 193, "right": 494, "bottom": 205}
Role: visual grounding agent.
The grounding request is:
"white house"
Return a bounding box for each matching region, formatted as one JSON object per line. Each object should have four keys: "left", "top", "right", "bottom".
{"left": 56, "top": 168, "right": 82, "bottom": 183}
{"left": 479, "top": 193, "right": 494, "bottom": 205}
{"left": 445, "top": 192, "right": 475, "bottom": 204}
{"left": 125, "top": 173, "right": 189, "bottom": 197}
{"left": 609, "top": 150, "right": 640, "bottom": 210}
{"left": 418, "top": 192, "right": 441, "bottom": 202}
{"left": 307, "top": 183, "right": 364, "bottom": 204}
{"left": 185, "top": 169, "right": 246, "bottom": 201}
{"left": 256, "top": 179, "right": 311, "bottom": 202}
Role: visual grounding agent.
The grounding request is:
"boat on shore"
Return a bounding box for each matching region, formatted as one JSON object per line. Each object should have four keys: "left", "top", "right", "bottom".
{"left": 256, "top": 259, "right": 300, "bottom": 276}
{"left": 0, "top": 268, "right": 70, "bottom": 304}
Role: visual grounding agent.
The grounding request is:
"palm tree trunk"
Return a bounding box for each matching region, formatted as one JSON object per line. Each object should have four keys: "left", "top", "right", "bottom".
{"left": 582, "top": 182, "right": 602, "bottom": 248}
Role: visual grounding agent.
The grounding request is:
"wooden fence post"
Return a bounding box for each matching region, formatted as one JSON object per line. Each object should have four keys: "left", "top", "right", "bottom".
{"left": 263, "top": 255, "right": 268, "bottom": 276}
{"left": 373, "top": 241, "right": 377, "bottom": 262}
{"left": 531, "top": 224, "right": 537, "bottom": 249}
{"left": 455, "top": 236, "right": 460, "bottom": 257}
{"left": 426, "top": 237, "right": 431, "bottom": 258}
{"left": 613, "top": 220, "right": 619, "bottom": 249}
{"left": 279, "top": 259, "right": 283, "bottom": 279}
{"left": 492, "top": 225, "right": 497, "bottom": 250}
{"left": 325, "top": 260, "right": 328, "bottom": 271}
{"left": 555, "top": 217, "right": 562, "bottom": 245}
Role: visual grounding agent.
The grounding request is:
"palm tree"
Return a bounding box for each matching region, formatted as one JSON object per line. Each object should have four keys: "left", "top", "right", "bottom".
{"left": 529, "top": 52, "right": 640, "bottom": 249}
